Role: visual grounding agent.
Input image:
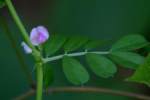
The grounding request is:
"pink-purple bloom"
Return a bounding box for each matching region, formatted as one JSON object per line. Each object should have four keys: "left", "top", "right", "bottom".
{"left": 22, "top": 26, "right": 49, "bottom": 54}
{"left": 30, "top": 26, "right": 49, "bottom": 46}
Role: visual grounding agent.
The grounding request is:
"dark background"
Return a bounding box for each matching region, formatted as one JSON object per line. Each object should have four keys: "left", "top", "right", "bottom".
{"left": 0, "top": 0, "right": 150, "bottom": 99}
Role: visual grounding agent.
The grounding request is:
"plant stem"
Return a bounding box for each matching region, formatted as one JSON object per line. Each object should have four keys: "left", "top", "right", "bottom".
{"left": 36, "top": 63, "right": 43, "bottom": 100}
{"left": 43, "top": 51, "right": 109, "bottom": 63}
{"left": 4, "top": 0, "right": 39, "bottom": 56}
{"left": 5, "top": 0, "right": 31, "bottom": 47}
{"left": 5, "top": 0, "right": 43, "bottom": 100}
{"left": 14, "top": 87, "right": 150, "bottom": 100}
{"left": 0, "top": 14, "right": 33, "bottom": 86}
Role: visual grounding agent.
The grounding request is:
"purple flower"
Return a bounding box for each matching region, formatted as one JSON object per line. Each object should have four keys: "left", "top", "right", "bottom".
{"left": 21, "top": 42, "right": 32, "bottom": 54}
{"left": 30, "top": 26, "right": 49, "bottom": 46}
{"left": 21, "top": 26, "right": 49, "bottom": 54}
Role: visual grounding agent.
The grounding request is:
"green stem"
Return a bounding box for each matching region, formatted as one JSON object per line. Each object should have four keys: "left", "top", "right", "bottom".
{"left": 36, "top": 63, "right": 43, "bottom": 100}
{"left": 5, "top": 0, "right": 43, "bottom": 100}
{"left": 4, "top": 0, "right": 40, "bottom": 57}
{"left": 43, "top": 51, "right": 109, "bottom": 63}
{"left": 5, "top": 0, "right": 32, "bottom": 48}
{"left": 0, "top": 14, "right": 33, "bottom": 86}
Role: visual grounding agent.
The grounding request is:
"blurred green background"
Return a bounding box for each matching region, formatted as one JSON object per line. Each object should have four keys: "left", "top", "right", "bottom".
{"left": 0, "top": 0, "right": 150, "bottom": 99}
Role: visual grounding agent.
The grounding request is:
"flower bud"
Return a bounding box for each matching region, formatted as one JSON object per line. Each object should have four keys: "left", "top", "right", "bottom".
{"left": 21, "top": 42, "right": 32, "bottom": 54}
{"left": 30, "top": 26, "right": 49, "bottom": 46}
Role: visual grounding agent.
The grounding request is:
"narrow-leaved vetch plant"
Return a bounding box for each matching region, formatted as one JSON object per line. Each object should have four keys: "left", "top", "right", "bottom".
{"left": 1, "top": 0, "right": 150, "bottom": 100}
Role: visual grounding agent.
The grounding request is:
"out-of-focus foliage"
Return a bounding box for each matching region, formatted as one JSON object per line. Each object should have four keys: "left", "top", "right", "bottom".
{"left": 45, "top": 34, "right": 67, "bottom": 56}
{"left": 128, "top": 54, "right": 150, "bottom": 87}
{"left": 0, "top": 0, "right": 5, "bottom": 8}
{"left": 43, "top": 64, "right": 54, "bottom": 88}
{"left": 110, "top": 34, "right": 149, "bottom": 51}
{"left": 63, "top": 36, "right": 89, "bottom": 52}
{"left": 110, "top": 52, "right": 145, "bottom": 69}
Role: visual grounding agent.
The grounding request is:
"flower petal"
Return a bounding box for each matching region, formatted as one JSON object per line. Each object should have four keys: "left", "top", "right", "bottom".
{"left": 37, "top": 26, "right": 49, "bottom": 40}
{"left": 21, "top": 42, "right": 32, "bottom": 54}
{"left": 30, "top": 28, "right": 40, "bottom": 46}
{"left": 30, "top": 26, "right": 49, "bottom": 46}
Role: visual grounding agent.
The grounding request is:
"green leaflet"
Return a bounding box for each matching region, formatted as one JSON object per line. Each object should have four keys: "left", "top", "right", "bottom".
{"left": 111, "top": 34, "right": 149, "bottom": 51}
{"left": 86, "top": 53, "right": 117, "bottom": 78}
{"left": 45, "top": 34, "right": 67, "bottom": 56}
{"left": 128, "top": 54, "right": 150, "bottom": 87}
{"left": 62, "top": 56, "right": 89, "bottom": 85}
{"left": 64, "top": 36, "right": 89, "bottom": 52}
{"left": 109, "top": 51, "right": 145, "bottom": 69}
{"left": 84, "top": 39, "right": 111, "bottom": 50}
{"left": 43, "top": 64, "right": 54, "bottom": 88}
